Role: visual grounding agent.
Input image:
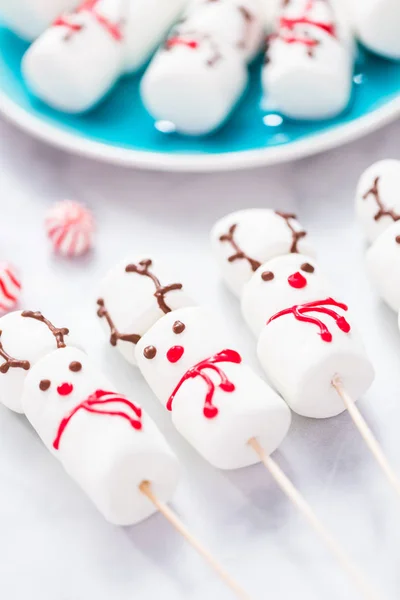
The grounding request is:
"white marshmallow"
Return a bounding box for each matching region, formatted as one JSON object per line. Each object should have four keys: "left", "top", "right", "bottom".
{"left": 123, "top": 0, "right": 187, "bottom": 73}
{"left": 0, "top": 310, "right": 70, "bottom": 413}
{"left": 183, "top": 0, "right": 265, "bottom": 62}
{"left": 210, "top": 209, "right": 316, "bottom": 298}
{"left": 263, "top": 0, "right": 354, "bottom": 120}
{"left": 97, "top": 257, "right": 194, "bottom": 366}
{"left": 22, "top": 0, "right": 127, "bottom": 113}
{"left": 0, "top": 0, "right": 78, "bottom": 40}
{"left": 347, "top": 0, "right": 400, "bottom": 60}
{"left": 135, "top": 306, "right": 291, "bottom": 470}
{"left": 355, "top": 159, "right": 400, "bottom": 245}
{"left": 141, "top": 30, "right": 247, "bottom": 135}
{"left": 22, "top": 347, "right": 180, "bottom": 526}
{"left": 242, "top": 254, "right": 374, "bottom": 418}
{"left": 366, "top": 221, "right": 400, "bottom": 312}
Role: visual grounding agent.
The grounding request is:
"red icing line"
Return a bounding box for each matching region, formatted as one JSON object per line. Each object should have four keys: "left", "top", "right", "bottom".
{"left": 53, "top": 389, "right": 142, "bottom": 450}
{"left": 54, "top": 0, "right": 123, "bottom": 41}
{"left": 165, "top": 37, "right": 199, "bottom": 50}
{"left": 166, "top": 349, "right": 241, "bottom": 419}
{"left": 267, "top": 298, "right": 350, "bottom": 343}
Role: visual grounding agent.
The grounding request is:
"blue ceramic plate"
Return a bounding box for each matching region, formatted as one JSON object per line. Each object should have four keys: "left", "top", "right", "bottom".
{"left": 0, "top": 24, "right": 399, "bottom": 171}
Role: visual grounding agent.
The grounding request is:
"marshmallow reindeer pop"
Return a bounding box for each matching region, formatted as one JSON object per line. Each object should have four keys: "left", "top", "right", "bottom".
{"left": 0, "top": 0, "right": 78, "bottom": 40}
{"left": 22, "top": 0, "right": 186, "bottom": 113}
{"left": 356, "top": 160, "right": 400, "bottom": 318}
{"left": 263, "top": 0, "right": 354, "bottom": 120}
{"left": 0, "top": 309, "right": 250, "bottom": 600}
{"left": 211, "top": 208, "right": 400, "bottom": 500}
{"left": 141, "top": 0, "right": 265, "bottom": 135}
{"left": 97, "top": 256, "right": 379, "bottom": 600}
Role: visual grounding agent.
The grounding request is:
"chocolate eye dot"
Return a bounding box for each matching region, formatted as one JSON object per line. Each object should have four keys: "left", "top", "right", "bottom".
{"left": 39, "top": 380, "right": 51, "bottom": 391}
{"left": 144, "top": 345, "right": 157, "bottom": 360}
{"left": 173, "top": 320, "right": 186, "bottom": 334}
{"left": 395, "top": 236, "right": 400, "bottom": 245}
{"left": 301, "top": 263, "right": 315, "bottom": 273}
{"left": 69, "top": 361, "right": 82, "bottom": 372}
{"left": 261, "top": 271, "right": 274, "bottom": 281}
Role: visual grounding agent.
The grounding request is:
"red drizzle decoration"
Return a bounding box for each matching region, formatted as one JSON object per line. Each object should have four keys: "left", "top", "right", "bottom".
{"left": 167, "top": 349, "right": 242, "bottom": 419}
{"left": 53, "top": 389, "right": 142, "bottom": 450}
{"left": 54, "top": 0, "right": 123, "bottom": 41}
{"left": 267, "top": 298, "right": 350, "bottom": 342}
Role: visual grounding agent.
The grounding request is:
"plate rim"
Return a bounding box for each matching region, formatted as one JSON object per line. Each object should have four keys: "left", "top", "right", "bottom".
{"left": 1, "top": 90, "right": 399, "bottom": 172}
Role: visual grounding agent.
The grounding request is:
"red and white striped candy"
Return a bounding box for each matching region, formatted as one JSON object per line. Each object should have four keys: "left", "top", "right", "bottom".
{"left": 45, "top": 200, "right": 94, "bottom": 257}
{"left": 0, "top": 264, "right": 22, "bottom": 314}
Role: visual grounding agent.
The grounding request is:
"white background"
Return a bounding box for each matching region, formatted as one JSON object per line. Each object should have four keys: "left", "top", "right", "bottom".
{"left": 0, "top": 115, "right": 400, "bottom": 600}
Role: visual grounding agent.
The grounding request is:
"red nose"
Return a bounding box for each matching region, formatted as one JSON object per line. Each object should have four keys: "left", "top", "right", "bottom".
{"left": 288, "top": 272, "right": 307, "bottom": 289}
{"left": 167, "top": 346, "right": 184, "bottom": 363}
{"left": 57, "top": 382, "right": 73, "bottom": 396}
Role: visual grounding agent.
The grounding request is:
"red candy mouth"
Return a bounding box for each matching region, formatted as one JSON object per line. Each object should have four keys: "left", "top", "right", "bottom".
{"left": 57, "top": 382, "right": 74, "bottom": 396}
{"left": 288, "top": 272, "right": 307, "bottom": 289}
{"left": 167, "top": 346, "right": 184, "bottom": 363}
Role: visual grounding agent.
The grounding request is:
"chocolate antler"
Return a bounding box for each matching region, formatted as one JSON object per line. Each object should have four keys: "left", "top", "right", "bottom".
{"left": 21, "top": 311, "right": 69, "bottom": 349}
{"left": 219, "top": 224, "right": 261, "bottom": 272}
{"left": 363, "top": 176, "right": 400, "bottom": 223}
{"left": 275, "top": 211, "right": 307, "bottom": 253}
{"left": 97, "top": 299, "right": 141, "bottom": 347}
{"left": 125, "top": 259, "right": 183, "bottom": 314}
{"left": 0, "top": 331, "right": 30, "bottom": 374}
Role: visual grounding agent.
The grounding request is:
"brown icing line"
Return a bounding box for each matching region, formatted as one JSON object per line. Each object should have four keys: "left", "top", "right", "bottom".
{"left": 219, "top": 224, "right": 261, "bottom": 272}
{"left": 275, "top": 211, "right": 307, "bottom": 253}
{"left": 0, "top": 331, "right": 30, "bottom": 374}
{"left": 21, "top": 311, "right": 69, "bottom": 349}
{"left": 125, "top": 259, "right": 183, "bottom": 314}
{"left": 97, "top": 299, "right": 141, "bottom": 347}
{"left": 362, "top": 176, "right": 400, "bottom": 223}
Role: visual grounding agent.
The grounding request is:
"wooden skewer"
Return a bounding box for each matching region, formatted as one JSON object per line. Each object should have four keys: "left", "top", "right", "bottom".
{"left": 248, "top": 438, "right": 380, "bottom": 600}
{"left": 139, "top": 481, "right": 252, "bottom": 600}
{"left": 332, "top": 377, "right": 400, "bottom": 499}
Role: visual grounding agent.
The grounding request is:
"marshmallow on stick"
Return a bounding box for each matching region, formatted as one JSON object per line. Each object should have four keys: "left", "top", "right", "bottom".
{"left": 346, "top": 0, "right": 400, "bottom": 60}
{"left": 0, "top": 0, "right": 78, "bottom": 40}
{"left": 210, "top": 209, "right": 316, "bottom": 298}
{"left": 241, "top": 254, "right": 374, "bottom": 418}
{"left": 141, "top": 0, "right": 265, "bottom": 135}
{"left": 22, "top": 0, "right": 127, "bottom": 113}
{"left": 97, "top": 257, "right": 194, "bottom": 366}
{"left": 136, "top": 306, "right": 291, "bottom": 469}
{"left": 22, "top": 346, "right": 179, "bottom": 526}
{"left": 356, "top": 160, "right": 400, "bottom": 313}
{"left": 263, "top": 0, "right": 354, "bottom": 120}
{"left": 0, "top": 310, "right": 70, "bottom": 413}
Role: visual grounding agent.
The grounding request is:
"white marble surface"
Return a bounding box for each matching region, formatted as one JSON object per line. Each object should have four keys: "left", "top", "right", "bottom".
{"left": 1, "top": 115, "right": 400, "bottom": 600}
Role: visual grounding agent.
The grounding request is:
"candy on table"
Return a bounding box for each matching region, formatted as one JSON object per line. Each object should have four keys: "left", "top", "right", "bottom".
{"left": 262, "top": 0, "right": 354, "bottom": 120}
{"left": 0, "top": 310, "right": 70, "bottom": 413}
{"left": 346, "top": 0, "right": 400, "bottom": 60}
{"left": 97, "top": 257, "right": 378, "bottom": 600}
{"left": 140, "top": 0, "right": 265, "bottom": 135}
{"left": 211, "top": 209, "right": 400, "bottom": 502}
{"left": 210, "top": 208, "right": 316, "bottom": 298}
{"left": 0, "top": 0, "right": 79, "bottom": 41}
{"left": 355, "top": 159, "right": 400, "bottom": 244}
{"left": 22, "top": 0, "right": 127, "bottom": 113}
{"left": 0, "top": 263, "right": 22, "bottom": 316}
{"left": 96, "top": 257, "right": 194, "bottom": 365}
{"left": 45, "top": 200, "right": 94, "bottom": 257}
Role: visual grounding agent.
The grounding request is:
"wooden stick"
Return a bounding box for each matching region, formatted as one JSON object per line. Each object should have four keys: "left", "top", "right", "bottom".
{"left": 332, "top": 377, "right": 400, "bottom": 499}
{"left": 139, "top": 481, "right": 252, "bottom": 600}
{"left": 248, "top": 438, "right": 380, "bottom": 600}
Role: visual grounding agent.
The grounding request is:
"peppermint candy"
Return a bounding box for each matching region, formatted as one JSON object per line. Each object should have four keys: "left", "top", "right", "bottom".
{"left": 0, "top": 264, "right": 22, "bottom": 314}
{"left": 45, "top": 200, "right": 94, "bottom": 257}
